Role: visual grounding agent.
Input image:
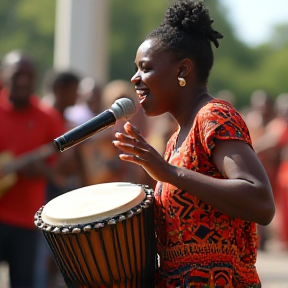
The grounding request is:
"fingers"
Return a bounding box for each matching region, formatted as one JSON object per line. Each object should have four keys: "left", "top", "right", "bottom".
{"left": 118, "top": 153, "right": 146, "bottom": 165}
{"left": 123, "top": 122, "right": 145, "bottom": 141}
{"left": 113, "top": 128, "right": 149, "bottom": 159}
{"left": 113, "top": 139, "right": 146, "bottom": 155}
{"left": 113, "top": 140, "right": 148, "bottom": 165}
{"left": 114, "top": 122, "right": 146, "bottom": 147}
{"left": 113, "top": 121, "right": 152, "bottom": 165}
{"left": 114, "top": 132, "right": 140, "bottom": 147}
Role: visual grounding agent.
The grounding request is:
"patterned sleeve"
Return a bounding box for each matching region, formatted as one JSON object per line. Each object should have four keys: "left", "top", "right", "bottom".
{"left": 197, "top": 101, "right": 253, "bottom": 157}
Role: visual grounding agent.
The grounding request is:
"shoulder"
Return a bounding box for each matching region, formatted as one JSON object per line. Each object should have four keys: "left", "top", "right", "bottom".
{"left": 194, "top": 99, "right": 252, "bottom": 150}
{"left": 32, "top": 97, "right": 66, "bottom": 133}
{"left": 34, "top": 97, "right": 62, "bottom": 121}
{"left": 197, "top": 99, "right": 247, "bottom": 129}
{"left": 198, "top": 99, "right": 241, "bottom": 120}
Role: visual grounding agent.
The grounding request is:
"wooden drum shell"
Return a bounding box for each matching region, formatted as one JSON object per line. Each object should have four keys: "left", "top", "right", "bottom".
{"left": 35, "top": 184, "right": 156, "bottom": 288}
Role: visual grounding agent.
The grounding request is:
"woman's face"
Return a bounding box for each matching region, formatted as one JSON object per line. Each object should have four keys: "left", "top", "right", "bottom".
{"left": 131, "top": 39, "right": 181, "bottom": 117}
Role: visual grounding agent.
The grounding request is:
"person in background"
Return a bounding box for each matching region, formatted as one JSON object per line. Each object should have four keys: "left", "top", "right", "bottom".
{"left": 0, "top": 50, "right": 64, "bottom": 288}
{"left": 41, "top": 69, "right": 87, "bottom": 197}
{"left": 75, "top": 79, "right": 155, "bottom": 188}
{"left": 243, "top": 89, "right": 275, "bottom": 144}
{"left": 35, "top": 69, "right": 87, "bottom": 288}
{"left": 146, "top": 113, "right": 178, "bottom": 156}
{"left": 113, "top": 1, "right": 275, "bottom": 287}
{"left": 273, "top": 93, "right": 288, "bottom": 250}
{"left": 216, "top": 89, "right": 235, "bottom": 106}
{"left": 240, "top": 90, "right": 277, "bottom": 251}
{"left": 103, "top": 79, "right": 155, "bottom": 187}
{"left": 255, "top": 92, "right": 288, "bottom": 250}
{"left": 253, "top": 92, "right": 287, "bottom": 201}
{"left": 64, "top": 77, "right": 102, "bottom": 126}
{"left": 101, "top": 80, "right": 148, "bottom": 136}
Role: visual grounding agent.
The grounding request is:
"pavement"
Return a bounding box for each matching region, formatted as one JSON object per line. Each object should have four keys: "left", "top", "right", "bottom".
{"left": 256, "top": 250, "right": 288, "bottom": 287}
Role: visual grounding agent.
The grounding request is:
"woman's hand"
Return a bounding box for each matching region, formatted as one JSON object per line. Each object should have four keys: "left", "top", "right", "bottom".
{"left": 113, "top": 122, "right": 173, "bottom": 182}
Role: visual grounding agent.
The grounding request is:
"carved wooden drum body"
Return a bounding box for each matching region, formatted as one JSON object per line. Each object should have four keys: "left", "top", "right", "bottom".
{"left": 34, "top": 182, "right": 156, "bottom": 288}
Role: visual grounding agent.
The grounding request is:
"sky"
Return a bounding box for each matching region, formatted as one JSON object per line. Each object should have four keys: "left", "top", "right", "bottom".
{"left": 219, "top": 0, "right": 288, "bottom": 46}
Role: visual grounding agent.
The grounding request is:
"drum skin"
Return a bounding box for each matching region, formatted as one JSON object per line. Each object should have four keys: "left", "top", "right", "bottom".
{"left": 34, "top": 183, "right": 156, "bottom": 288}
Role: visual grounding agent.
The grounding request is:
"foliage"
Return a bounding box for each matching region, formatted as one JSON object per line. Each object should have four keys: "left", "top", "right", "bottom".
{"left": 108, "top": 0, "right": 171, "bottom": 81}
{"left": 0, "top": 0, "right": 287, "bottom": 108}
{"left": 204, "top": 0, "right": 288, "bottom": 108}
{"left": 0, "top": 0, "right": 56, "bottom": 90}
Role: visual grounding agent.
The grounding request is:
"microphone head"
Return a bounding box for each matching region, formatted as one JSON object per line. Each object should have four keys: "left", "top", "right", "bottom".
{"left": 110, "top": 98, "right": 139, "bottom": 120}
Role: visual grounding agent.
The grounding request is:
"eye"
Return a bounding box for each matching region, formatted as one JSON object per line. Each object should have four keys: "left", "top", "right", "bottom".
{"left": 140, "top": 63, "right": 150, "bottom": 73}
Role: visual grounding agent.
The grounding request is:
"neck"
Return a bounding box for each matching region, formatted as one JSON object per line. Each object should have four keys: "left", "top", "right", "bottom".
{"left": 174, "top": 89, "right": 212, "bottom": 150}
{"left": 53, "top": 102, "right": 66, "bottom": 116}
{"left": 176, "top": 88, "right": 210, "bottom": 128}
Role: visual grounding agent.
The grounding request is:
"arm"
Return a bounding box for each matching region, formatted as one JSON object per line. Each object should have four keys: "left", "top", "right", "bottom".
{"left": 173, "top": 139, "right": 275, "bottom": 225}
{"left": 113, "top": 122, "right": 275, "bottom": 225}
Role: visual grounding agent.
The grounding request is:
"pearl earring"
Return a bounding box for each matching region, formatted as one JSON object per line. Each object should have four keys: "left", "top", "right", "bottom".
{"left": 178, "top": 77, "right": 186, "bottom": 87}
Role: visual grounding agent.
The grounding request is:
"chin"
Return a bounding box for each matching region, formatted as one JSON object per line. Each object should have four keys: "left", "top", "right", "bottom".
{"left": 142, "top": 107, "right": 162, "bottom": 117}
{"left": 141, "top": 99, "right": 165, "bottom": 117}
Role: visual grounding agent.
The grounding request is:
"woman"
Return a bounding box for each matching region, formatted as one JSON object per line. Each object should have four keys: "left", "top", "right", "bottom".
{"left": 113, "top": 1, "right": 275, "bottom": 287}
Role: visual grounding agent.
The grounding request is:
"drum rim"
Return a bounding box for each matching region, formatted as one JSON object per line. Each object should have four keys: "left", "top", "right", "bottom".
{"left": 34, "top": 183, "right": 154, "bottom": 234}
{"left": 41, "top": 182, "right": 147, "bottom": 226}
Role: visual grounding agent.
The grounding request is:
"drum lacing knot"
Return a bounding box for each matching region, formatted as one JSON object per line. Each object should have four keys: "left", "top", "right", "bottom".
{"left": 84, "top": 225, "right": 92, "bottom": 232}
{"left": 108, "top": 219, "right": 117, "bottom": 225}
{"left": 72, "top": 228, "right": 81, "bottom": 233}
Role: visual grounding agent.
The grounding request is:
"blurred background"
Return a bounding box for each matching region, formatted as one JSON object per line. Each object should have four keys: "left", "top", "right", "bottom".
{"left": 0, "top": 0, "right": 287, "bottom": 109}
{"left": 0, "top": 0, "right": 288, "bottom": 287}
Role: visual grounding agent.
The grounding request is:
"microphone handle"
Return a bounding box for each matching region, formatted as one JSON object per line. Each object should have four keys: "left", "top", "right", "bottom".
{"left": 54, "top": 110, "right": 116, "bottom": 152}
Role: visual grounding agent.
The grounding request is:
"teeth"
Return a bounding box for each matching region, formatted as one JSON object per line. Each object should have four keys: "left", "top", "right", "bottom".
{"left": 135, "top": 89, "right": 147, "bottom": 104}
{"left": 136, "top": 89, "right": 148, "bottom": 95}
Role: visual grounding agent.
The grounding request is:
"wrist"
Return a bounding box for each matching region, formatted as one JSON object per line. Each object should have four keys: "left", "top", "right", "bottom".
{"left": 164, "top": 164, "right": 180, "bottom": 184}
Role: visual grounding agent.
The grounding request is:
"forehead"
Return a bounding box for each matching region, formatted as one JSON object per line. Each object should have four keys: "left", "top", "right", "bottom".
{"left": 138, "top": 39, "right": 154, "bottom": 52}
{"left": 136, "top": 39, "right": 174, "bottom": 63}
{"left": 8, "top": 60, "right": 35, "bottom": 76}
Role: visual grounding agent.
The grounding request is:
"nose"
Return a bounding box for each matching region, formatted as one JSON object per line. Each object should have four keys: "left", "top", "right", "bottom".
{"left": 131, "top": 71, "right": 141, "bottom": 85}
{"left": 15, "top": 74, "right": 31, "bottom": 87}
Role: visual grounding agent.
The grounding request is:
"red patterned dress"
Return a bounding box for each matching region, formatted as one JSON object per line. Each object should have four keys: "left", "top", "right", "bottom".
{"left": 154, "top": 99, "right": 261, "bottom": 288}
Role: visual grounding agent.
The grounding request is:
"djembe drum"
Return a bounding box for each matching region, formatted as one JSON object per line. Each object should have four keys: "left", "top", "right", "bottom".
{"left": 34, "top": 182, "right": 156, "bottom": 288}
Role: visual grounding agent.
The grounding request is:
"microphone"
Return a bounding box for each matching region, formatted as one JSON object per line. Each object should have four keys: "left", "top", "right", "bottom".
{"left": 54, "top": 98, "right": 138, "bottom": 152}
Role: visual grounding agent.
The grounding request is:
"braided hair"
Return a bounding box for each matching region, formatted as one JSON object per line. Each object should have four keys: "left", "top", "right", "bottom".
{"left": 146, "top": 0, "right": 223, "bottom": 82}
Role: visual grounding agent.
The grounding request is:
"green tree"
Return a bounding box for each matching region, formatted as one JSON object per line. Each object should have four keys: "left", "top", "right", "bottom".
{"left": 205, "top": 0, "right": 288, "bottom": 108}
{"left": 0, "top": 0, "right": 287, "bottom": 108}
{"left": 0, "top": 0, "right": 56, "bottom": 90}
{"left": 109, "top": 0, "right": 171, "bottom": 81}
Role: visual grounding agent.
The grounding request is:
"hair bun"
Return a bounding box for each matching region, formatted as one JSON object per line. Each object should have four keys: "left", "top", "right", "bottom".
{"left": 162, "top": 1, "right": 223, "bottom": 48}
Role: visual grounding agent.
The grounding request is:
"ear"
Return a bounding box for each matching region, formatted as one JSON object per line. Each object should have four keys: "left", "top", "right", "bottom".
{"left": 178, "top": 58, "right": 193, "bottom": 78}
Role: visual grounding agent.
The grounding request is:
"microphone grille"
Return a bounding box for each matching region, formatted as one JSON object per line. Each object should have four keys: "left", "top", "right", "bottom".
{"left": 111, "top": 98, "right": 139, "bottom": 120}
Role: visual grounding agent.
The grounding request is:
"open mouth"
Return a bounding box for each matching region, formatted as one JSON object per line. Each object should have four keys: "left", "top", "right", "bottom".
{"left": 136, "top": 89, "right": 149, "bottom": 103}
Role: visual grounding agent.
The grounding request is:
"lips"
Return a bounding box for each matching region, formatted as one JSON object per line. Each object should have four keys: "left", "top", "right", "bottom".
{"left": 136, "top": 89, "right": 149, "bottom": 103}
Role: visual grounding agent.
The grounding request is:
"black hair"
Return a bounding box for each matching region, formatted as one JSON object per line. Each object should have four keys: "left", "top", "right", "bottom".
{"left": 1, "top": 50, "right": 36, "bottom": 85}
{"left": 2, "top": 50, "right": 35, "bottom": 68}
{"left": 145, "top": 0, "right": 223, "bottom": 82}
{"left": 43, "top": 69, "right": 80, "bottom": 93}
{"left": 52, "top": 71, "right": 80, "bottom": 89}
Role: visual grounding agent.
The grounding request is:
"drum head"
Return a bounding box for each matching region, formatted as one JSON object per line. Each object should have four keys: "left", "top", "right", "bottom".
{"left": 41, "top": 182, "right": 146, "bottom": 226}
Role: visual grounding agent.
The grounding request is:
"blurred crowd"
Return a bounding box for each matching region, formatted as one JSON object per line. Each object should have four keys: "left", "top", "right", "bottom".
{"left": 218, "top": 88, "right": 288, "bottom": 253}
{"left": 0, "top": 49, "right": 287, "bottom": 288}
{"left": 0, "top": 50, "right": 177, "bottom": 288}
